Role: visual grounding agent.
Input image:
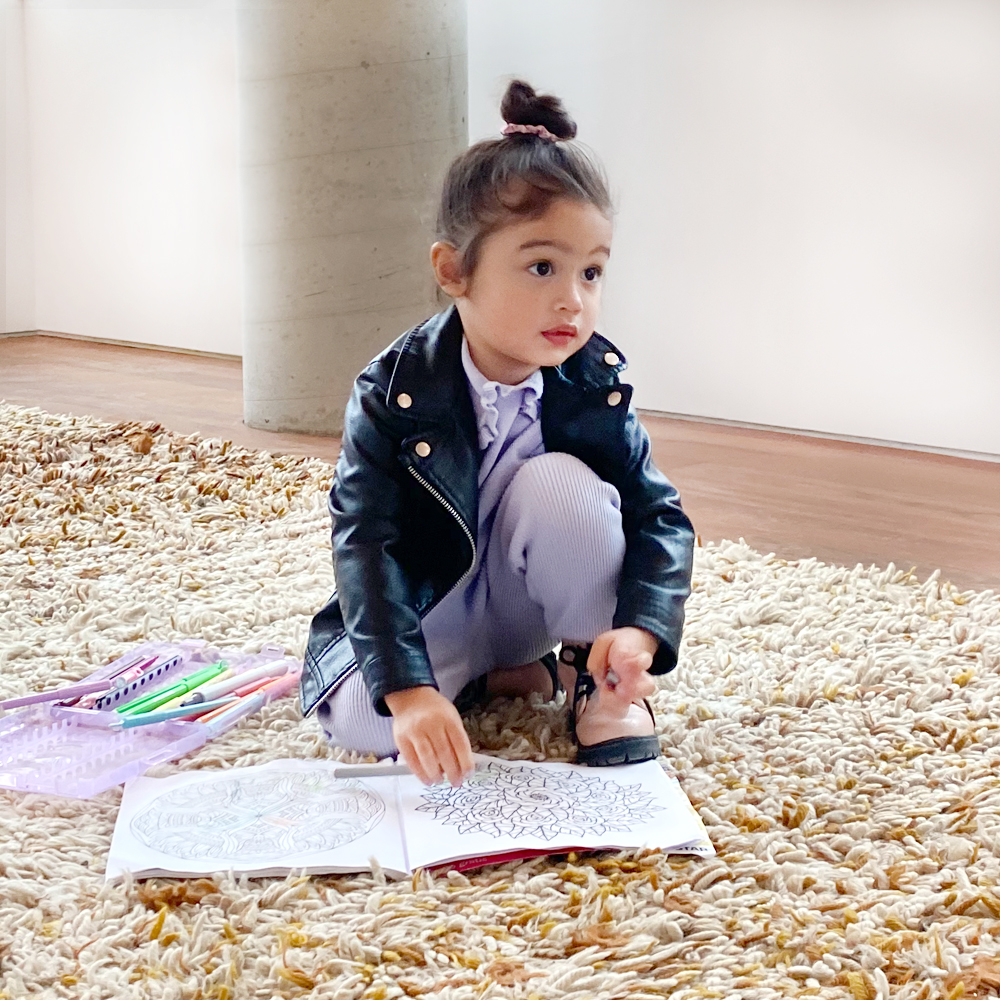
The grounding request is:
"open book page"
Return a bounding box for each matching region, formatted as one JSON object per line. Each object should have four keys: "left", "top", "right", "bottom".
{"left": 401, "top": 754, "right": 713, "bottom": 872}
{"left": 105, "top": 758, "right": 407, "bottom": 880}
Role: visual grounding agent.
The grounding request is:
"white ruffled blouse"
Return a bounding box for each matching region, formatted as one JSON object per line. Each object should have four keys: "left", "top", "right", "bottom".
{"left": 460, "top": 337, "right": 546, "bottom": 535}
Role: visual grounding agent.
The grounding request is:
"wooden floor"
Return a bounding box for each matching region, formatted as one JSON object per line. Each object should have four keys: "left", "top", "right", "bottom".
{"left": 2, "top": 334, "right": 998, "bottom": 592}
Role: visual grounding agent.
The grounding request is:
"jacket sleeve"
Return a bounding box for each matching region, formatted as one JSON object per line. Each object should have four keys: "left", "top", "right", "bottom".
{"left": 611, "top": 404, "right": 695, "bottom": 674}
{"left": 330, "top": 369, "right": 439, "bottom": 715}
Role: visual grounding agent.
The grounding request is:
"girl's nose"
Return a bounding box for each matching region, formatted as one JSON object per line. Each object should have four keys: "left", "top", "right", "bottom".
{"left": 556, "top": 279, "right": 584, "bottom": 314}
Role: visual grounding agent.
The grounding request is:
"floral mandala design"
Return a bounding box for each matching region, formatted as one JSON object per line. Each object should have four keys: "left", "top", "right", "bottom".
{"left": 415, "top": 761, "right": 661, "bottom": 840}
{"left": 131, "top": 770, "right": 384, "bottom": 861}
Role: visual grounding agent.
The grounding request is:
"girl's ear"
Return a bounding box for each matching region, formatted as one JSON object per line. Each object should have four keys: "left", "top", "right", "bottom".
{"left": 430, "top": 242, "right": 468, "bottom": 298}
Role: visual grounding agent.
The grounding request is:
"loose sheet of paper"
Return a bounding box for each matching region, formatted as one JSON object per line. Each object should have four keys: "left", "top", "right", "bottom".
{"left": 106, "top": 758, "right": 407, "bottom": 880}
{"left": 401, "top": 754, "right": 713, "bottom": 871}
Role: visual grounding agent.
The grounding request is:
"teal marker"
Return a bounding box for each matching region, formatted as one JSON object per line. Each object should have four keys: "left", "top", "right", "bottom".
{"left": 118, "top": 661, "right": 227, "bottom": 715}
{"left": 113, "top": 695, "right": 237, "bottom": 728}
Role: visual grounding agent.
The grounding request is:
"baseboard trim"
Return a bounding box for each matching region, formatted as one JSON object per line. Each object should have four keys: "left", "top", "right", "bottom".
{"left": 0, "top": 329, "right": 241, "bottom": 362}
{"left": 3, "top": 329, "right": 995, "bottom": 463}
{"left": 638, "top": 408, "right": 1000, "bottom": 465}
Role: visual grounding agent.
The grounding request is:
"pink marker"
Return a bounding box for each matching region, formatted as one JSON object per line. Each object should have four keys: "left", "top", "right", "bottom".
{"left": 108, "top": 653, "right": 156, "bottom": 680}
{"left": 231, "top": 675, "right": 277, "bottom": 699}
{"left": 201, "top": 670, "right": 301, "bottom": 735}
{"left": 258, "top": 670, "right": 301, "bottom": 700}
{"left": 74, "top": 657, "right": 159, "bottom": 709}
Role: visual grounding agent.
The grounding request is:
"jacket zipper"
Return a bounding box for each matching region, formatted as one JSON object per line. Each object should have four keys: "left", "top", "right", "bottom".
{"left": 407, "top": 465, "right": 476, "bottom": 602}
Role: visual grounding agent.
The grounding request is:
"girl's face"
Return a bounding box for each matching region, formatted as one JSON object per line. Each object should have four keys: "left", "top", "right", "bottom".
{"left": 431, "top": 198, "right": 613, "bottom": 385}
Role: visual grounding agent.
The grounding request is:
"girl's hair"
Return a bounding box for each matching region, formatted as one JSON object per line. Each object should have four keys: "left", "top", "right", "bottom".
{"left": 436, "top": 80, "right": 612, "bottom": 280}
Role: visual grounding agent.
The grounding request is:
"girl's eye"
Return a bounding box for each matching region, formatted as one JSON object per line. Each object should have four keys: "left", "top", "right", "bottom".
{"left": 583, "top": 265, "right": 603, "bottom": 282}
{"left": 528, "top": 261, "right": 552, "bottom": 277}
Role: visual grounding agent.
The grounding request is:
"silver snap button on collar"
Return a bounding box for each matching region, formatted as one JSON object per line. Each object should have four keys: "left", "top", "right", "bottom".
{"left": 414, "top": 441, "right": 431, "bottom": 458}
{"left": 607, "top": 390, "right": 623, "bottom": 407}
{"left": 396, "top": 392, "right": 412, "bottom": 409}
{"left": 604, "top": 352, "right": 620, "bottom": 366}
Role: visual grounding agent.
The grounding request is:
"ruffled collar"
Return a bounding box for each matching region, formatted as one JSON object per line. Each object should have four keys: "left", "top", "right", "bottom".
{"left": 461, "top": 338, "right": 544, "bottom": 449}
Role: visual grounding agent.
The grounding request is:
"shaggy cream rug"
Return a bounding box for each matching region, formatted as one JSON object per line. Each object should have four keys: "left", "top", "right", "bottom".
{"left": 1, "top": 400, "right": 999, "bottom": 1000}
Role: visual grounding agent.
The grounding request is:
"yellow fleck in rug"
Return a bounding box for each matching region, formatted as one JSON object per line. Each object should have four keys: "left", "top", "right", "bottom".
{"left": 1, "top": 400, "right": 999, "bottom": 1000}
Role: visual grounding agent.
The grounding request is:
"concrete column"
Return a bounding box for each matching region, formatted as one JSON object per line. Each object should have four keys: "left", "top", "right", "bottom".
{"left": 238, "top": 0, "right": 467, "bottom": 435}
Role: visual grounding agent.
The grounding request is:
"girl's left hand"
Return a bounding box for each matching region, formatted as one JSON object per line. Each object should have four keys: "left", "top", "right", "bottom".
{"left": 587, "top": 627, "right": 659, "bottom": 707}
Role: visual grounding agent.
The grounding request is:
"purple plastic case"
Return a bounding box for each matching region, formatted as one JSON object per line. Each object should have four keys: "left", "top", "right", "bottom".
{"left": 0, "top": 641, "right": 298, "bottom": 799}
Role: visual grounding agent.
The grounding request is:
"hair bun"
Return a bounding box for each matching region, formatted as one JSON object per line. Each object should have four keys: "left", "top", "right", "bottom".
{"left": 500, "top": 80, "right": 577, "bottom": 141}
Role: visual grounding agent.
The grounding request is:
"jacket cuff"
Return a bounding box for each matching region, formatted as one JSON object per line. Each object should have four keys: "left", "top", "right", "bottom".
{"left": 613, "top": 587, "right": 687, "bottom": 675}
{"left": 365, "top": 657, "right": 440, "bottom": 717}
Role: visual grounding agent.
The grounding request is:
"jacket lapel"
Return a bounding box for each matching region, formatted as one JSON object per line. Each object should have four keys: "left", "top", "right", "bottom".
{"left": 386, "top": 306, "right": 480, "bottom": 536}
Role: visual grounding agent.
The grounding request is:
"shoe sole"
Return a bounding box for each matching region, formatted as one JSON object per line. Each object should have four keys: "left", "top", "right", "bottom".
{"left": 575, "top": 733, "right": 661, "bottom": 767}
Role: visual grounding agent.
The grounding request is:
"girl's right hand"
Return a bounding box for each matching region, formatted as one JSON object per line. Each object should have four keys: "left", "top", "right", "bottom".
{"left": 383, "top": 686, "right": 475, "bottom": 787}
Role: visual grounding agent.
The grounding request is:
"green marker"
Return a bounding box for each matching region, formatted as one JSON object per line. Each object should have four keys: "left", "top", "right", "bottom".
{"left": 118, "top": 661, "right": 227, "bottom": 715}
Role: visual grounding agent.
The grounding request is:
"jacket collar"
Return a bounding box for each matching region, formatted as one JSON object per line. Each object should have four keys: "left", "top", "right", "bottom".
{"left": 386, "top": 305, "right": 626, "bottom": 419}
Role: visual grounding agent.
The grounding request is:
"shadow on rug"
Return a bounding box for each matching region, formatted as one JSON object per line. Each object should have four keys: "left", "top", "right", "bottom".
{"left": 1, "top": 401, "right": 999, "bottom": 1000}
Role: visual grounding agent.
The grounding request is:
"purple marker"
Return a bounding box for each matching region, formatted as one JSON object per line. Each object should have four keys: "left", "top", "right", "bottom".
{"left": 0, "top": 679, "right": 114, "bottom": 711}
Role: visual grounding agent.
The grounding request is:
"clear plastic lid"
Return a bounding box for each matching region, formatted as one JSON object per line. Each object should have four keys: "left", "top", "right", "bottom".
{"left": 0, "top": 641, "right": 299, "bottom": 799}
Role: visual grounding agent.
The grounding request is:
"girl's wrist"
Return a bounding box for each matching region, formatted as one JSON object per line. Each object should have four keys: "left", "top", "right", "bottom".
{"left": 384, "top": 685, "right": 441, "bottom": 715}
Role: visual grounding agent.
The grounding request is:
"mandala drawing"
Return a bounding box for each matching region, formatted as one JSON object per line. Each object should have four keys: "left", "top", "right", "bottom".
{"left": 131, "top": 769, "right": 384, "bottom": 861}
{"left": 415, "top": 761, "right": 662, "bottom": 840}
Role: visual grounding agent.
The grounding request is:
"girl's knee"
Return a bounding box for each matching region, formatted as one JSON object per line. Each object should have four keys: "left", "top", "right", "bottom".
{"left": 508, "top": 451, "right": 621, "bottom": 510}
{"left": 503, "top": 452, "right": 622, "bottom": 545}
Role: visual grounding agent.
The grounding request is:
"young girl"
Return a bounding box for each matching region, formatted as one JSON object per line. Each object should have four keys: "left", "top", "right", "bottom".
{"left": 301, "top": 81, "right": 694, "bottom": 788}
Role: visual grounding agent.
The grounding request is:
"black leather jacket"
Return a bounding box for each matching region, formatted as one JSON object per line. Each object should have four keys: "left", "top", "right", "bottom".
{"left": 301, "top": 306, "right": 695, "bottom": 719}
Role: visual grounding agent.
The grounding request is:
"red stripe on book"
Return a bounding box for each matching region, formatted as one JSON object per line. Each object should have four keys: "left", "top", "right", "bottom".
{"left": 431, "top": 847, "right": 590, "bottom": 874}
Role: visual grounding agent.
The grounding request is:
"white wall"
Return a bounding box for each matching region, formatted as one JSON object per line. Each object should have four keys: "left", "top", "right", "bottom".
{"left": 6, "top": 0, "right": 241, "bottom": 355}
{"left": 5, "top": 2, "right": 999, "bottom": 452}
{"left": 2, "top": 0, "right": 35, "bottom": 333}
{"left": 469, "top": 0, "right": 1000, "bottom": 456}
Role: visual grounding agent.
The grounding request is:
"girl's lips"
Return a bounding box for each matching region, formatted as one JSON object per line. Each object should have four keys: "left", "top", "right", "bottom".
{"left": 541, "top": 327, "right": 577, "bottom": 343}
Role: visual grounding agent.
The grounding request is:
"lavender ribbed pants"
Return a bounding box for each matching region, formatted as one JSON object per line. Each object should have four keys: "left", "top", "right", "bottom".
{"left": 316, "top": 452, "right": 626, "bottom": 756}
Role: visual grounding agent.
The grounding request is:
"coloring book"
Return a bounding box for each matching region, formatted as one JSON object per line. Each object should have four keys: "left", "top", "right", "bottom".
{"left": 106, "top": 754, "right": 714, "bottom": 880}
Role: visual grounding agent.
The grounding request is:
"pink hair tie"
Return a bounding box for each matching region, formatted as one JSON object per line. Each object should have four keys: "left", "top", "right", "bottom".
{"left": 502, "top": 122, "right": 560, "bottom": 143}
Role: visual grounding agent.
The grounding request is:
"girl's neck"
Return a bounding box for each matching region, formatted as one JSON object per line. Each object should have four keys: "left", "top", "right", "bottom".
{"left": 463, "top": 335, "right": 539, "bottom": 386}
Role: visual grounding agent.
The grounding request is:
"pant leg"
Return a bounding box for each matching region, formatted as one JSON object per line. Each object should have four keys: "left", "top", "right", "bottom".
{"left": 486, "top": 451, "right": 626, "bottom": 662}
{"left": 315, "top": 669, "right": 398, "bottom": 756}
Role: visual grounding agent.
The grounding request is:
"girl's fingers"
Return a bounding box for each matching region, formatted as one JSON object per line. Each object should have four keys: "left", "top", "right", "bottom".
{"left": 609, "top": 643, "right": 653, "bottom": 673}
{"left": 445, "top": 724, "right": 475, "bottom": 784}
{"left": 586, "top": 632, "right": 615, "bottom": 683}
{"left": 410, "top": 737, "right": 444, "bottom": 786}
{"left": 434, "top": 738, "right": 464, "bottom": 788}
{"left": 607, "top": 645, "right": 656, "bottom": 701}
{"left": 424, "top": 724, "right": 456, "bottom": 785}
{"left": 396, "top": 740, "right": 426, "bottom": 785}
{"left": 400, "top": 742, "right": 431, "bottom": 786}
{"left": 395, "top": 708, "right": 472, "bottom": 786}
{"left": 433, "top": 718, "right": 472, "bottom": 787}
{"left": 623, "top": 671, "right": 656, "bottom": 703}
{"left": 603, "top": 644, "right": 633, "bottom": 690}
